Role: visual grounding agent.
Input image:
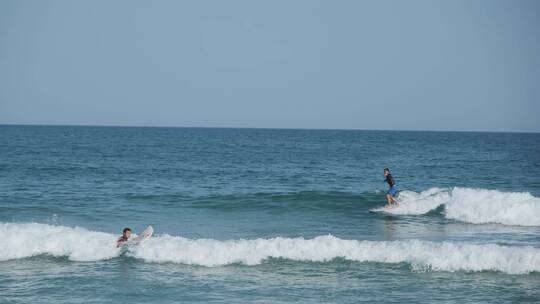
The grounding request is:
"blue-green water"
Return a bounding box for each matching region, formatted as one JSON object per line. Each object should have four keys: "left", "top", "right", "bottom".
{"left": 1, "top": 125, "right": 539, "bottom": 303}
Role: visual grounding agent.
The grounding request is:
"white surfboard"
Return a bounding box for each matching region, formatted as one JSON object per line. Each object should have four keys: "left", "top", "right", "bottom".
{"left": 369, "top": 204, "right": 399, "bottom": 213}
{"left": 130, "top": 225, "right": 154, "bottom": 244}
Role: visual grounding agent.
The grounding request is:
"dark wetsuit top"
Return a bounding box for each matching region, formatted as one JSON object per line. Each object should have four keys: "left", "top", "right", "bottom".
{"left": 385, "top": 174, "right": 395, "bottom": 187}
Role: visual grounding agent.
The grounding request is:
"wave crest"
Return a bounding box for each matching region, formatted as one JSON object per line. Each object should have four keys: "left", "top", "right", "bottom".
{"left": 130, "top": 234, "right": 540, "bottom": 274}
{"left": 2, "top": 223, "right": 539, "bottom": 274}
{"left": 1, "top": 223, "right": 118, "bottom": 261}
{"left": 371, "top": 187, "right": 540, "bottom": 226}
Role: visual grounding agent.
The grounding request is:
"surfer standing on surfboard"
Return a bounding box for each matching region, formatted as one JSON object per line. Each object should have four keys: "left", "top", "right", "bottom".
{"left": 117, "top": 227, "right": 132, "bottom": 247}
{"left": 384, "top": 168, "right": 398, "bottom": 207}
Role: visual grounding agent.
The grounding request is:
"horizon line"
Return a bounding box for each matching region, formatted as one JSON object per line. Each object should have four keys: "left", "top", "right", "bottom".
{"left": 1, "top": 122, "right": 538, "bottom": 134}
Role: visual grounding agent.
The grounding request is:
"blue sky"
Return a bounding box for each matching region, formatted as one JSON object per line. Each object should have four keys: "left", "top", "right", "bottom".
{"left": 0, "top": 0, "right": 539, "bottom": 132}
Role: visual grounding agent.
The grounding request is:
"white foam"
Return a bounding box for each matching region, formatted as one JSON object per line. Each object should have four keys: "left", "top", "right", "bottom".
{"left": 0, "top": 223, "right": 119, "bottom": 261}
{"left": 371, "top": 187, "right": 448, "bottom": 215}
{"left": 2, "top": 223, "right": 539, "bottom": 274}
{"left": 445, "top": 188, "right": 540, "bottom": 226}
{"left": 371, "top": 187, "right": 540, "bottom": 226}
{"left": 131, "top": 234, "right": 540, "bottom": 274}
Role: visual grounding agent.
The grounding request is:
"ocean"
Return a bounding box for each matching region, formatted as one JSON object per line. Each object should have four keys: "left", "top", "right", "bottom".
{"left": 1, "top": 125, "right": 539, "bottom": 303}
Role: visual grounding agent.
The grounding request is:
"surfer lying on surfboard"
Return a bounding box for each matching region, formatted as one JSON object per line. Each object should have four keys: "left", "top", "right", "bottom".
{"left": 117, "top": 227, "right": 132, "bottom": 247}
{"left": 384, "top": 168, "right": 398, "bottom": 207}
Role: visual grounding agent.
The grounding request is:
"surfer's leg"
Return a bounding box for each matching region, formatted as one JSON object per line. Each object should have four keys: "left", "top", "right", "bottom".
{"left": 385, "top": 194, "right": 392, "bottom": 206}
{"left": 387, "top": 186, "right": 398, "bottom": 205}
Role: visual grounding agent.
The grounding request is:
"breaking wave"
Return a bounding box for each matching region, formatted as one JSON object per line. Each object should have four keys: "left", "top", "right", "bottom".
{"left": 1, "top": 222, "right": 118, "bottom": 261}
{"left": 1, "top": 223, "right": 539, "bottom": 274}
{"left": 371, "top": 187, "right": 540, "bottom": 226}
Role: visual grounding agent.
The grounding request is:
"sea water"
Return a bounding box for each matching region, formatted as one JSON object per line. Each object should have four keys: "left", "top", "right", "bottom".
{"left": 0, "top": 125, "right": 539, "bottom": 303}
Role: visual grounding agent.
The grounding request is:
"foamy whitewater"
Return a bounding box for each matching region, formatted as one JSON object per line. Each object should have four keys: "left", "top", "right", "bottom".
{"left": 2, "top": 126, "right": 539, "bottom": 303}
{"left": 2, "top": 223, "right": 539, "bottom": 275}
{"left": 371, "top": 187, "right": 540, "bottom": 226}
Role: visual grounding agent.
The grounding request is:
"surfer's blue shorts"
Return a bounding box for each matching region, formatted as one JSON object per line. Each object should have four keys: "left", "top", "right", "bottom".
{"left": 387, "top": 186, "right": 397, "bottom": 196}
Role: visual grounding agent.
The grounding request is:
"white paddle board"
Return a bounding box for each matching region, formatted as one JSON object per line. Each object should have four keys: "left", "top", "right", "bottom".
{"left": 369, "top": 204, "right": 399, "bottom": 213}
